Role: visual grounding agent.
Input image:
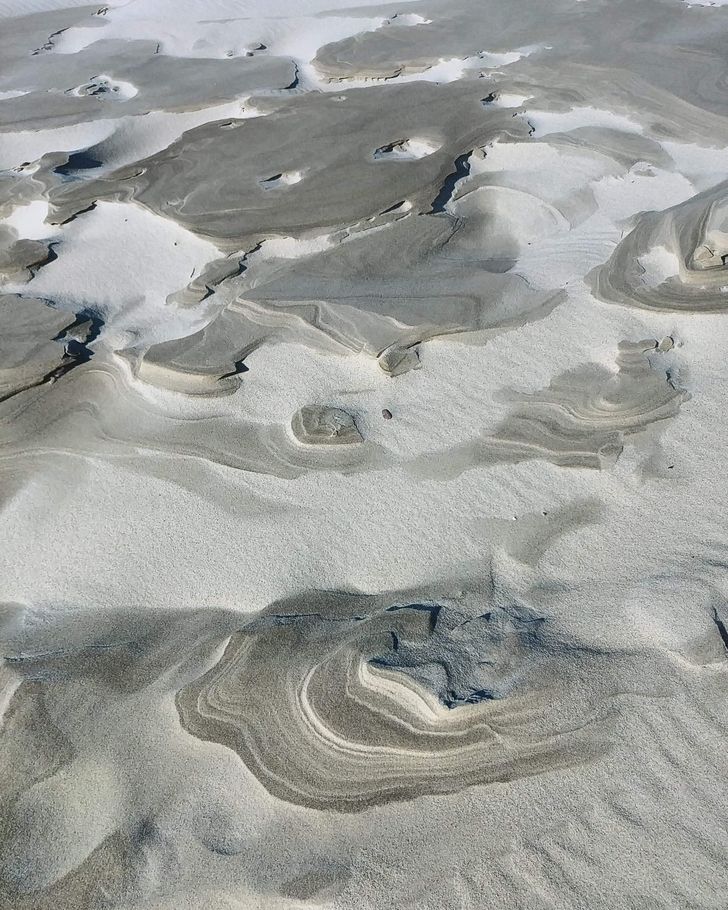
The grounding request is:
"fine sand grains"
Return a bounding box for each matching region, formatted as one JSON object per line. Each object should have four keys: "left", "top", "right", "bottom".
{"left": 2, "top": 0, "right": 728, "bottom": 908}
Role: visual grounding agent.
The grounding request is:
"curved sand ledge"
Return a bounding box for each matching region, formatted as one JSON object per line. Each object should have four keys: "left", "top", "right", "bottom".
{"left": 0, "top": 354, "right": 388, "bottom": 480}
{"left": 133, "top": 213, "right": 564, "bottom": 394}
{"left": 0, "top": 336, "right": 686, "bottom": 483}
{"left": 590, "top": 180, "right": 728, "bottom": 312}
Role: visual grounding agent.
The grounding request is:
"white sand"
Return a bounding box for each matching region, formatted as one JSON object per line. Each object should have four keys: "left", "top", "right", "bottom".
{"left": 1, "top": 0, "right": 728, "bottom": 907}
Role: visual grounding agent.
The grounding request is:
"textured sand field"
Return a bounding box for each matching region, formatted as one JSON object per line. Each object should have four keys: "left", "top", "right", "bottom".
{"left": 1, "top": 1, "right": 728, "bottom": 908}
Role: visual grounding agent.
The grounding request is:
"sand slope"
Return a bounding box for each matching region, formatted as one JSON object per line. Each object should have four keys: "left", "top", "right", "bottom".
{"left": 1, "top": 0, "right": 728, "bottom": 907}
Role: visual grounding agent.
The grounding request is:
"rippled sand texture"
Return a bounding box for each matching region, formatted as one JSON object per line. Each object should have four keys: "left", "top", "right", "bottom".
{"left": 3, "top": 0, "right": 728, "bottom": 908}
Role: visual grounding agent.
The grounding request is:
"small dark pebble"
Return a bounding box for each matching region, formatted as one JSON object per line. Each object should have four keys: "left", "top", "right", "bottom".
{"left": 382, "top": 409, "right": 393, "bottom": 420}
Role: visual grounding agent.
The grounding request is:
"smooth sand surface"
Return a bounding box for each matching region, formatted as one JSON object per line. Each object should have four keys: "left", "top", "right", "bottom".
{"left": 2, "top": 0, "right": 728, "bottom": 908}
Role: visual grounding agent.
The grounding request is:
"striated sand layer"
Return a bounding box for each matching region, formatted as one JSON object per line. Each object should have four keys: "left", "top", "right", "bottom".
{"left": 2, "top": 0, "right": 728, "bottom": 908}
{"left": 177, "top": 591, "right": 654, "bottom": 812}
{"left": 412, "top": 338, "right": 690, "bottom": 474}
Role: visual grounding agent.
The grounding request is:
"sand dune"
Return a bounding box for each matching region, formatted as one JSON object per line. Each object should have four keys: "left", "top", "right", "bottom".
{"left": 0, "top": 9, "right": 294, "bottom": 132}
{"left": 2, "top": 0, "right": 728, "bottom": 907}
{"left": 46, "top": 80, "right": 523, "bottom": 248}
{"left": 1, "top": 564, "right": 726, "bottom": 905}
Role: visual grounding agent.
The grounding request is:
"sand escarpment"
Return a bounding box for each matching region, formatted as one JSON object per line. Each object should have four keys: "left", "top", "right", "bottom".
{"left": 0, "top": 294, "right": 94, "bottom": 404}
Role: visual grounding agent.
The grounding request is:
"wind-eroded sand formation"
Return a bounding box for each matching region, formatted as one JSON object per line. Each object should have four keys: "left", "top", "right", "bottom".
{"left": 178, "top": 593, "right": 648, "bottom": 812}
{"left": 1, "top": 0, "right": 728, "bottom": 908}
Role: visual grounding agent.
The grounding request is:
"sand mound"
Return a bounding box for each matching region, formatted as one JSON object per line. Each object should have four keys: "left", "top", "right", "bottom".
{"left": 177, "top": 589, "right": 659, "bottom": 812}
